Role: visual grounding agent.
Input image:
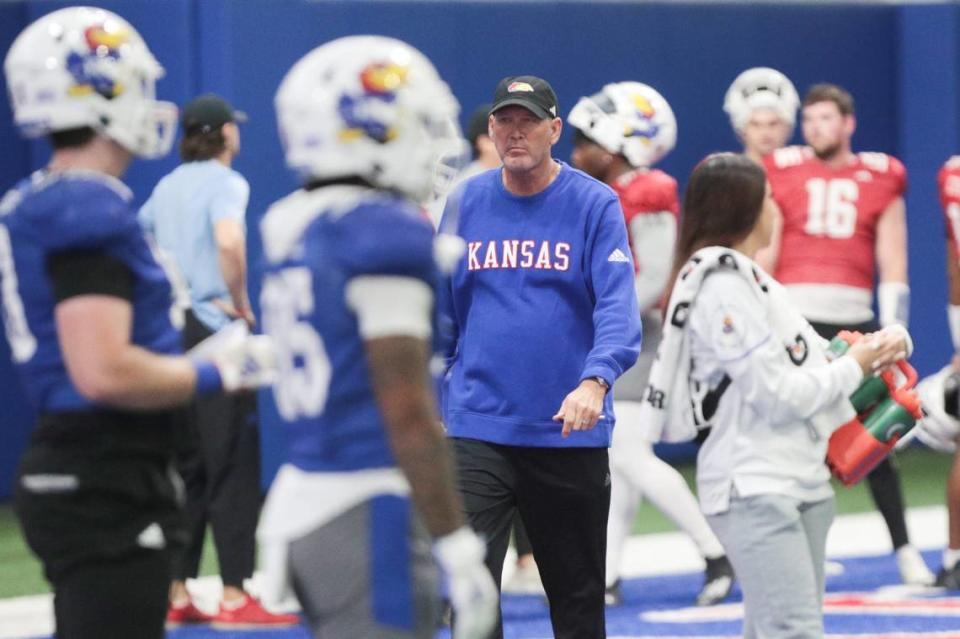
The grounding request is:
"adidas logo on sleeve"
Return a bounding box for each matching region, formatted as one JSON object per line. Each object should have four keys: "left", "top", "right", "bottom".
{"left": 608, "top": 248, "right": 631, "bottom": 263}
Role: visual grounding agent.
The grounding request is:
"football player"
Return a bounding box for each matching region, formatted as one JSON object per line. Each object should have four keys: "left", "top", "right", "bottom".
{"left": 256, "top": 36, "right": 497, "bottom": 639}
{"left": 925, "top": 155, "right": 960, "bottom": 588}
{"left": 568, "top": 81, "right": 734, "bottom": 606}
{"left": 724, "top": 66, "right": 800, "bottom": 165}
{"left": 913, "top": 366, "right": 960, "bottom": 589}
{"left": 763, "top": 83, "right": 933, "bottom": 585}
{"left": 1, "top": 7, "right": 272, "bottom": 638}
{"left": 724, "top": 67, "right": 799, "bottom": 274}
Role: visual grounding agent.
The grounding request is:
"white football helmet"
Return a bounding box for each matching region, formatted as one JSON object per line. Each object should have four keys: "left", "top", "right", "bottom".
{"left": 4, "top": 6, "right": 177, "bottom": 158}
{"left": 914, "top": 366, "right": 960, "bottom": 454}
{"left": 723, "top": 67, "right": 800, "bottom": 135}
{"left": 567, "top": 82, "right": 677, "bottom": 169}
{"left": 275, "top": 36, "right": 465, "bottom": 202}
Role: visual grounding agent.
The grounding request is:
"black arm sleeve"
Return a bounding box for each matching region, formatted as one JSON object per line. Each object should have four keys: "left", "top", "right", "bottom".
{"left": 45, "top": 250, "right": 135, "bottom": 303}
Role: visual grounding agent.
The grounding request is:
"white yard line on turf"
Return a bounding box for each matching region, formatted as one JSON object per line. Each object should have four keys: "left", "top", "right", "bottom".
{"left": 0, "top": 505, "right": 948, "bottom": 639}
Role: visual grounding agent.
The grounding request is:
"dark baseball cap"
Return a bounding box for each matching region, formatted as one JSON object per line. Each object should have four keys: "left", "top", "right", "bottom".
{"left": 489, "top": 76, "right": 559, "bottom": 120}
{"left": 181, "top": 94, "right": 247, "bottom": 135}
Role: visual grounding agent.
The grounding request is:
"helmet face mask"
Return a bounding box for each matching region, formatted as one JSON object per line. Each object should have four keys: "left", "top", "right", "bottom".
{"left": 567, "top": 81, "right": 677, "bottom": 169}
{"left": 723, "top": 67, "right": 800, "bottom": 137}
{"left": 4, "top": 6, "right": 177, "bottom": 158}
{"left": 429, "top": 117, "right": 471, "bottom": 201}
{"left": 275, "top": 36, "right": 464, "bottom": 202}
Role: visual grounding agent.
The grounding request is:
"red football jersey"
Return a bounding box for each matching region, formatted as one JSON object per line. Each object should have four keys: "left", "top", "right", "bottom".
{"left": 939, "top": 156, "right": 960, "bottom": 255}
{"left": 610, "top": 168, "right": 679, "bottom": 274}
{"left": 765, "top": 146, "right": 906, "bottom": 290}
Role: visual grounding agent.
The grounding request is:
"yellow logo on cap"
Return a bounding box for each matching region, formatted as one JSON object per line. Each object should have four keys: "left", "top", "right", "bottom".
{"left": 507, "top": 81, "right": 535, "bottom": 93}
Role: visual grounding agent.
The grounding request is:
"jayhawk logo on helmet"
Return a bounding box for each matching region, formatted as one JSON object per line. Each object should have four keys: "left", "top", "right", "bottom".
{"left": 624, "top": 92, "right": 660, "bottom": 145}
{"left": 338, "top": 62, "right": 409, "bottom": 144}
{"left": 66, "top": 25, "right": 130, "bottom": 99}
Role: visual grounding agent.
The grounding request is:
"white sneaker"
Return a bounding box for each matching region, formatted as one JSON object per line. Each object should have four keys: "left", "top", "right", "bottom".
{"left": 502, "top": 563, "right": 545, "bottom": 594}
{"left": 897, "top": 544, "right": 935, "bottom": 586}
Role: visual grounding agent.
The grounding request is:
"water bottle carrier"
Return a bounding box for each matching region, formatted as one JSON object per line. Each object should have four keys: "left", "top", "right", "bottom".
{"left": 825, "top": 332, "right": 923, "bottom": 487}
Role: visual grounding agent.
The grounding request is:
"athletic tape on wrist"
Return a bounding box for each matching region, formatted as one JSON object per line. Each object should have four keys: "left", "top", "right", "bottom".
{"left": 878, "top": 281, "right": 909, "bottom": 328}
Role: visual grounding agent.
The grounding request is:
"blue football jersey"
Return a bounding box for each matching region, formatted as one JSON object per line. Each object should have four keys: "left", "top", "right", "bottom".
{"left": 260, "top": 185, "right": 438, "bottom": 472}
{"left": 0, "top": 171, "right": 182, "bottom": 411}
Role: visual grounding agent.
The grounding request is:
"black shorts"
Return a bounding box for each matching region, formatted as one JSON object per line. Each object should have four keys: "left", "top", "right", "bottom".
{"left": 14, "top": 410, "right": 187, "bottom": 582}
{"left": 808, "top": 318, "right": 880, "bottom": 341}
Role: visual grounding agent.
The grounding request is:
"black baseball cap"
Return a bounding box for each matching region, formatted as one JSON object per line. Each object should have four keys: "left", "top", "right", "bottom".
{"left": 489, "top": 76, "right": 559, "bottom": 120}
{"left": 181, "top": 94, "right": 247, "bottom": 135}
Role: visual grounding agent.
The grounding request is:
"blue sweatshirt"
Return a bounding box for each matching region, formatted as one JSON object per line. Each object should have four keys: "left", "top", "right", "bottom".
{"left": 440, "top": 162, "right": 641, "bottom": 447}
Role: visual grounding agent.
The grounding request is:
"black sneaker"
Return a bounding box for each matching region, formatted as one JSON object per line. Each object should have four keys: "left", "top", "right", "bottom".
{"left": 604, "top": 580, "right": 623, "bottom": 606}
{"left": 935, "top": 560, "right": 960, "bottom": 590}
{"left": 697, "top": 555, "right": 734, "bottom": 606}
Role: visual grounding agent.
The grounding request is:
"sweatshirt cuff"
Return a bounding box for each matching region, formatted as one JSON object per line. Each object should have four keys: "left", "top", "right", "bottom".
{"left": 834, "top": 355, "right": 865, "bottom": 396}
{"left": 580, "top": 362, "right": 619, "bottom": 389}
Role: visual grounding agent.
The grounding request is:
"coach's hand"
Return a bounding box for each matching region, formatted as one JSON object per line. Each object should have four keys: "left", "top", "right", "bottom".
{"left": 434, "top": 527, "right": 498, "bottom": 639}
{"left": 554, "top": 379, "right": 607, "bottom": 438}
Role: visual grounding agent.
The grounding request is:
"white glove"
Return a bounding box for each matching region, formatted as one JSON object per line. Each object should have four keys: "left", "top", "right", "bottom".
{"left": 433, "top": 526, "right": 498, "bottom": 639}
{"left": 188, "top": 320, "right": 277, "bottom": 391}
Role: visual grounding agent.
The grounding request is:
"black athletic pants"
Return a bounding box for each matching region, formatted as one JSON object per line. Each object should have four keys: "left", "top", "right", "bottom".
{"left": 513, "top": 513, "right": 534, "bottom": 557}
{"left": 175, "top": 310, "right": 261, "bottom": 587}
{"left": 810, "top": 318, "right": 911, "bottom": 550}
{"left": 453, "top": 438, "right": 610, "bottom": 639}
{"left": 53, "top": 551, "right": 171, "bottom": 639}
{"left": 14, "top": 410, "right": 185, "bottom": 639}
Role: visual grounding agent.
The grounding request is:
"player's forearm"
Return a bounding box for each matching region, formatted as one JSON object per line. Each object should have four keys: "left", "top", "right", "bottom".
{"left": 630, "top": 213, "right": 675, "bottom": 311}
{"left": 69, "top": 345, "right": 197, "bottom": 409}
{"left": 389, "top": 409, "right": 465, "bottom": 537}
{"left": 218, "top": 244, "right": 250, "bottom": 313}
{"left": 367, "top": 336, "right": 465, "bottom": 537}
{"left": 875, "top": 198, "right": 908, "bottom": 284}
{"left": 875, "top": 203, "right": 909, "bottom": 326}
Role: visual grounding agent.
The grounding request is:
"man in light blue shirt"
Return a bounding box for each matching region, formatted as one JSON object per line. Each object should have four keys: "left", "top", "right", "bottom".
{"left": 140, "top": 96, "right": 252, "bottom": 331}
{"left": 139, "top": 94, "right": 298, "bottom": 628}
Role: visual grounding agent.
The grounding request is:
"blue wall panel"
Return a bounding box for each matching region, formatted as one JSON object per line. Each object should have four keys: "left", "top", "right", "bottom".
{"left": 0, "top": 1, "right": 956, "bottom": 495}
{"left": 899, "top": 4, "right": 960, "bottom": 376}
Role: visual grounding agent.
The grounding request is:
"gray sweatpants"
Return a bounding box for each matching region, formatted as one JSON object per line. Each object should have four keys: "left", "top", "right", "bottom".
{"left": 288, "top": 496, "right": 439, "bottom": 639}
{"left": 707, "top": 492, "right": 834, "bottom": 639}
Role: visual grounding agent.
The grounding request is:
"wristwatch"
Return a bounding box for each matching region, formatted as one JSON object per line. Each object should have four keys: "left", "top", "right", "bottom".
{"left": 590, "top": 376, "right": 609, "bottom": 391}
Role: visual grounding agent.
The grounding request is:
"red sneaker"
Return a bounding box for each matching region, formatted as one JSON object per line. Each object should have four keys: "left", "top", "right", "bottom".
{"left": 212, "top": 594, "right": 300, "bottom": 629}
{"left": 166, "top": 599, "right": 214, "bottom": 626}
